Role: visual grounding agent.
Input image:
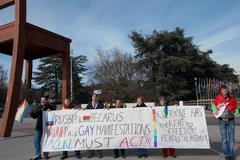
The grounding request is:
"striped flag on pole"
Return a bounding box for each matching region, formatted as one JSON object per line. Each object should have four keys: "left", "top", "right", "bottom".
{"left": 15, "top": 99, "right": 30, "bottom": 123}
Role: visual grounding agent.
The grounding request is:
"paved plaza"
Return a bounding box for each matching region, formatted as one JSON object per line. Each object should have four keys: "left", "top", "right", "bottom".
{"left": 0, "top": 111, "right": 240, "bottom": 160}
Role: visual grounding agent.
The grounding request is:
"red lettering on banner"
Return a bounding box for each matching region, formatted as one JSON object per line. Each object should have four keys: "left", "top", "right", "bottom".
{"left": 47, "top": 127, "right": 68, "bottom": 137}
{"left": 129, "top": 136, "right": 138, "bottom": 147}
{"left": 119, "top": 137, "right": 129, "bottom": 148}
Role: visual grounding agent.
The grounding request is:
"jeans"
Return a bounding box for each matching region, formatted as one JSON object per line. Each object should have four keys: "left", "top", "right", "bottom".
{"left": 34, "top": 130, "right": 49, "bottom": 158}
{"left": 219, "top": 119, "right": 235, "bottom": 157}
{"left": 63, "top": 151, "right": 81, "bottom": 157}
{"left": 137, "top": 148, "right": 147, "bottom": 156}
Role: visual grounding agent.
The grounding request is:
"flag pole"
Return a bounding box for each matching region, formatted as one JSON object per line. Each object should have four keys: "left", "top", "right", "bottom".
{"left": 194, "top": 77, "right": 199, "bottom": 106}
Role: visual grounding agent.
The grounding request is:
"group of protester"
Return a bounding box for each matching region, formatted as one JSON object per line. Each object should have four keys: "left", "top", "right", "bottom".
{"left": 29, "top": 85, "right": 238, "bottom": 160}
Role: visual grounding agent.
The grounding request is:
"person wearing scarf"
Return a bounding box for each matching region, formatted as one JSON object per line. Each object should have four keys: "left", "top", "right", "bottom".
{"left": 158, "top": 96, "right": 176, "bottom": 158}
{"left": 213, "top": 85, "right": 238, "bottom": 160}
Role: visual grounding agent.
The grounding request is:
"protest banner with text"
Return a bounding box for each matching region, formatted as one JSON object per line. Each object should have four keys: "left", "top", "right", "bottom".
{"left": 42, "top": 106, "right": 210, "bottom": 152}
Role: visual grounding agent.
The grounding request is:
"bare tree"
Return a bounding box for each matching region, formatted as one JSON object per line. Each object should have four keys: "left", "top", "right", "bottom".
{"left": 89, "top": 48, "right": 147, "bottom": 102}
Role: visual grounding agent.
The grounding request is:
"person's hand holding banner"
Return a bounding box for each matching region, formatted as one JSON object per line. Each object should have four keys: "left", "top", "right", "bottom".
{"left": 42, "top": 106, "right": 210, "bottom": 152}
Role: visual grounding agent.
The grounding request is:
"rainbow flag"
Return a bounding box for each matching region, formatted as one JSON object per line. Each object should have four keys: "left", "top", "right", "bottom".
{"left": 15, "top": 99, "right": 30, "bottom": 123}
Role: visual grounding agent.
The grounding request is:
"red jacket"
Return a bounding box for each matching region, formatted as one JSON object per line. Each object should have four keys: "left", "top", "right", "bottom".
{"left": 214, "top": 93, "right": 238, "bottom": 113}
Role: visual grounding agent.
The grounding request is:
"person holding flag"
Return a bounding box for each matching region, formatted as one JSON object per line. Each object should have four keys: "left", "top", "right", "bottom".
{"left": 212, "top": 85, "right": 238, "bottom": 160}
{"left": 15, "top": 99, "right": 31, "bottom": 123}
{"left": 29, "top": 96, "right": 55, "bottom": 160}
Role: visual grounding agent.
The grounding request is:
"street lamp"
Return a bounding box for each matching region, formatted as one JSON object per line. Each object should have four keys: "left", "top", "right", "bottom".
{"left": 194, "top": 77, "right": 199, "bottom": 106}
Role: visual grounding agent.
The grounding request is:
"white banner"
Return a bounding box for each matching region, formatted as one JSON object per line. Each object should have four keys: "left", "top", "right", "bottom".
{"left": 155, "top": 106, "right": 210, "bottom": 149}
{"left": 42, "top": 106, "right": 210, "bottom": 152}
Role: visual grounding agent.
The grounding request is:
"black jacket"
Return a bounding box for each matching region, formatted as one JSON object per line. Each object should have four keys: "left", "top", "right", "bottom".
{"left": 86, "top": 101, "right": 104, "bottom": 110}
{"left": 135, "top": 103, "right": 147, "bottom": 107}
{"left": 30, "top": 103, "right": 55, "bottom": 132}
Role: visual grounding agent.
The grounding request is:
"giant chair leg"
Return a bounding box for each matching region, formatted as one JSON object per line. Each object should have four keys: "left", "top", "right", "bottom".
{"left": 62, "top": 44, "right": 70, "bottom": 106}
{"left": 0, "top": 41, "right": 25, "bottom": 137}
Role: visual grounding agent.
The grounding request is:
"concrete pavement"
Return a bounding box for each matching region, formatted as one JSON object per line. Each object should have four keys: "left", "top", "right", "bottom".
{"left": 0, "top": 111, "right": 240, "bottom": 160}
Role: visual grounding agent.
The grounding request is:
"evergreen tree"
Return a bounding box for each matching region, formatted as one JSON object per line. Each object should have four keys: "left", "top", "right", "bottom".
{"left": 129, "top": 27, "right": 238, "bottom": 100}
{"left": 71, "top": 55, "right": 88, "bottom": 103}
{"left": 33, "top": 56, "right": 62, "bottom": 101}
{"left": 33, "top": 54, "right": 88, "bottom": 103}
{"left": 0, "top": 64, "right": 7, "bottom": 89}
{"left": 0, "top": 64, "right": 8, "bottom": 108}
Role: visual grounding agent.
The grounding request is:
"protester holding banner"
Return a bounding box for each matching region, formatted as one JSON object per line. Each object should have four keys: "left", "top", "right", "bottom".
{"left": 60, "top": 98, "right": 81, "bottom": 159}
{"left": 104, "top": 101, "right": 111, "bottom": 109}
{"left": 62, "top": 98, "right": 78, "bottom": 110}
{"left": 213, "top": 85, "right": 238, "bottom": 160}
{"left": 113, "top": 99, "right": 126, "bottom": 158}
{"left": 29, "top": 96, "right": 55, "bottom": 160}
{"left": 86, "top": 94, "right": 104, "bottom": 158}
{"left": 41, "top": 104, "right": 210, "bottom": 152}
{"left": 134, "top": 96, "right": 148, "bottom": 158}
{"left": 158, "top": 96, "right": 176, "bottom": 158}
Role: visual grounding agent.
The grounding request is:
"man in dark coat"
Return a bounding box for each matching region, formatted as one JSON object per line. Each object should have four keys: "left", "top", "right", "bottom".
{"left": 86, "top": 94, "right": 104, "bottom": 158}
{"left": 29, "top": 96, "right": 55, "bottom": 160}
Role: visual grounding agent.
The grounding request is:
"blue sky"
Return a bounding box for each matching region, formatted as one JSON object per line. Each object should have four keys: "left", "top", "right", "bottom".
{"left": 0, "top": 0, "right": 240, "bottom": 82}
